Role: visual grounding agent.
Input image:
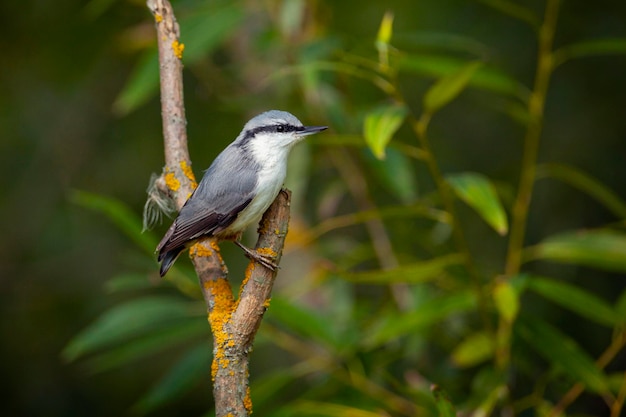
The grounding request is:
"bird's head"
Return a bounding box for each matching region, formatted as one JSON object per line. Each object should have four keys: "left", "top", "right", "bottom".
{"left": 239, "top": 110, "right": 327, "bottom": 151}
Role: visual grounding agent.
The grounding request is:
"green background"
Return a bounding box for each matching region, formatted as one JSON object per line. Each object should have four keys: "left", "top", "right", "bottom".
{"left": 1, "top": 0, "right": 625, "bottom": 416}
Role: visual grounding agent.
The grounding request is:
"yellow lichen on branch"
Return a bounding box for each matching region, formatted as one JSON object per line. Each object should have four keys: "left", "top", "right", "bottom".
{"left": 190, "top": 242, "right": 215, "bottom": 258}
{"left": 206, "top": 277, "right": 236, "bottom": 381}
{"left": 256, "top": 247, "right": 277, "bottom": 258}
{"left": 164, "top": 170, "right": 180, "bottom": 191}
{"left": 244, "top": 386, "right": 253, "bottom": 414}
{"left": 172, "top": 40, "right": 185, "bottom": 59}
{"left": 180, "top": 160, "right": 197, "bottom": 188}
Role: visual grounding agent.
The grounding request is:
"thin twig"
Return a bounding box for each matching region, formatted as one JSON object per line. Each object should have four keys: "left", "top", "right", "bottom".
{"left": 547, "top": 330, "right": 626, "bottom": 417}
{"left": 505, "top": 0, "right": 561, "bottom": 276}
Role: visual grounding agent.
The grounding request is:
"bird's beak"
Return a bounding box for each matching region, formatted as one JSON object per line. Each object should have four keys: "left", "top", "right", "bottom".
{"left": 299, "top": 125, "right": 328, "bottom": 136}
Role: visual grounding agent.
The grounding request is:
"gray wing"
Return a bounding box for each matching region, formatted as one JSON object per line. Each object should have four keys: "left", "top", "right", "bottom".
{"left": 157, "top": 145, "right": 259, "bottom": 255}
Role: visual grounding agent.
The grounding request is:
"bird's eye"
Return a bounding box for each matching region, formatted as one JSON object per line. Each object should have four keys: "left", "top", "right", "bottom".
{"left": 276, "top": 125, "right": 285, "bottom": 132}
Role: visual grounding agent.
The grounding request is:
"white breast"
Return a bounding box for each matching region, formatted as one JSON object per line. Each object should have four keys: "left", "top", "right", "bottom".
{"left": 223, "top": 135, "right": 291, "bottom": 234}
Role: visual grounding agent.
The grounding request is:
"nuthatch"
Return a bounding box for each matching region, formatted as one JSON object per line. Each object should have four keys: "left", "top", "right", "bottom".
{"left": 157, "top": 110, "right": 327, "bottom": 277}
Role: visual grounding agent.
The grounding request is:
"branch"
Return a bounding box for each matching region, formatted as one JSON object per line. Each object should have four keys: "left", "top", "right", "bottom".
{"left": 211, "top": 190, "right": 291, "bottom": 415}
{"left": 147, "top": 1, "right": 291, "bottom": 415}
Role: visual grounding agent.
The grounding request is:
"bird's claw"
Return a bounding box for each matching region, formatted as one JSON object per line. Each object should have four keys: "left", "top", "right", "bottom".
{"left": 234, "top": 241, "right": 279, "bottom": 271}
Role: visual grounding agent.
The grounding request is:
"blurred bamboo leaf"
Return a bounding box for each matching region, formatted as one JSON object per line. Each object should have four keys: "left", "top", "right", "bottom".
{"left": 63, "top": 296, "right": 201, "bottom": 362}
{"left": 252, "top": 368, "right": 307, "bottom": 410}
{"left": 517, "top": 315, "right": 610, "bottom": 393}
{"left": 526, "top": 275, "right": 619, "bottom": 327}
{"left": 308, "top": 203, "right": 451, "bottom": 244}
{"left": 376, "top": 11, "right": 394, "bottom": 67}
{"left": 113, "top": 50, "right": 158, "bottom": 115}
{"left": 535, "top": 163, "right": 626, "bottom": 219}
{"left": 71, "top": 189, "right": 156, "bottom": 254}
{"left": 363, "top": 147, "right": 418, "bottom": 203}
{"left": 313, "top": 134, "right": 427, "bottom": 160}
{"left": 431, "top": 385, "right": 456, "bottom": 417}
{"left": 393, "top": 32, "right": 490, "bottom": 57}
{"left": 363, "top": 104, "right": 408, "bottom": 159}
{"left": 475, "top": 0, "right": 539, "bottom": 27}
{"left": 376, "top": 10, "right": 394, "bottom": 45}
{"left": 365, "top": 291, "right": 476, "bottom": 347}
{"left": 451, "top": 331, "right": 494, "bottom": 367}
{"left": 104, "top": 273, "right": 156, "bottom": 294}
{"left": 526, "top": 229, "right": 626, "bottom": 272}
{"left": 134, "top": 343, "right": 211, "bottom": 414}
{"left": 266, "top": 61, "right": 395, "bottom": 94}
{"left": 87, "top": 318, "right": 208, "bottom": 373}
{"left": 179, "top": 2, "right": 243, "bottom": 60}
{"left": 554, "top": 38, "right": 626, "bottom": 67}
{"left": 473, "top": 385, "right": 507, "bottom": 417}
{"left": 267, "top": 297, "right": 340, "bottom": 349}
{"left": 423, "top": 61, "right": 482, "bottom": 114}
{"left": 447, "top": 172, "right": 508, "bottom": 235}
{"left": 114, "top": 2, "right": 244, "bottom": 114}
{"left": 398, "top": 54, "right": 529, "bottom": 102}
{"left": 341, "top": 254, "right": 464, "bottom": 284}
{"left": 493, "top": 280, "right": 519, "bottom": 323}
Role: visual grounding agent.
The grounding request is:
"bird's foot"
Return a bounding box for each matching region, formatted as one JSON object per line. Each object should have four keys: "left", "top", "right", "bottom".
{"left": 234, "top": 241, "right": 279, "bottom": 271}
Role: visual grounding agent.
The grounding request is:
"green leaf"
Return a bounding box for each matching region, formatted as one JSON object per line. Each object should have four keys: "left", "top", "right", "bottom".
{"left": 431, "top": 385, "right": 456, "bottom": 417}
{"left": 363, "top": 104, "right": 408, "bottom": 159}
{"left": 555, "top": 38, "right": 626, "bottom": 66}
{"left": 376, "top": 11, "right": 394, "bottom": 68}
{"left": 447, "top": 172, "right": 508, "bottom": 235}
{"left": 527, "top": 229, "right": 626, "bottom": 273}
{"left": 63, "top": 296, "right": 201, "bottom": 361}
{"left": 267, "top": 297, "right": 338, "bottom": 348}
{"left": 526, "top": 275, "right": 619, "bottom": 327}
{"left": 451, "top": 331, "right": 494, "bottom": 367}
{"left": 104, "top": 273, "right": 156, "bottom": 294}
{"left": 112, "top": 50, "right": 159, "bottom": 115}
{"left": 87, "top": 318, "right": 208, "bottom": 373}
{"left": 397, "top": 54, "right": 529, "bottom": 102}
{"left": 423, "top": 61, "right": 482, "bottom": 114}
{"left": 252, "top": 368, "right": 306, "bottom": 410}
{"left": 493, "top": 280, "right": 519, "bottom": 323}
{"left": 365, "top": 291, "right": 476, "bottom": 347}
{"left": 535, "top": 163, "right": 626, "bottom": 219}
{"left": 178, "top": 2, "right": 244, "bottom": 62}
{"left": 517, "top": 315, "right": 610, "bottom": 393}
{"left": 341, "top": 254, "right": 464, "bottom": 284}
{"left": 363, "top": 147, "right": 418, "bottom": 203}
{"left": 134, "top": 343, "right": 211, "bottom": 413}
{"left": 376, "top": 11, "right": 394, "bottom": 45}
{"left": 70, "top": 190, "right": 156, "bottom": 255}
{"left": 393, "top": 32, "right": 490, "bottom": 57}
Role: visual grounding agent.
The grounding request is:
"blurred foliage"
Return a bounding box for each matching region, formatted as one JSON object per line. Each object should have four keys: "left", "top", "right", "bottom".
{"left": 2, "top": 0, "right": 626, "bottom": 416}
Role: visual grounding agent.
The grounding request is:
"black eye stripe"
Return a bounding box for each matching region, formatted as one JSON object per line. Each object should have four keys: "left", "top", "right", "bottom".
{"left": 241, "top": 123, "right": 303, "bottom": 142}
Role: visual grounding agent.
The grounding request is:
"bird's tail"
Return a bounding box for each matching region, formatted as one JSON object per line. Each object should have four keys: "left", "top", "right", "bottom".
{"left": 158, "top": 247, "right": 184, "bottom": 277}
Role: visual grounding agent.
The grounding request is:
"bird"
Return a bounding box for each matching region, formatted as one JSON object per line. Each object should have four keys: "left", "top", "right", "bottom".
{"left": 157, "top": 110, "right": 327, "bottom": 277}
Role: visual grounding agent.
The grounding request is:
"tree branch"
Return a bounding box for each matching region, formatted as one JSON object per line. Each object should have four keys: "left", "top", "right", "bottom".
{"left": 147, "top": 1, "right": 291, "bottom": 415}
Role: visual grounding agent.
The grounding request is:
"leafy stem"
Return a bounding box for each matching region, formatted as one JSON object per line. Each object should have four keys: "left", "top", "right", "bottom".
{"left": 505, "top": 0, "right": 561, "bottom": 276}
